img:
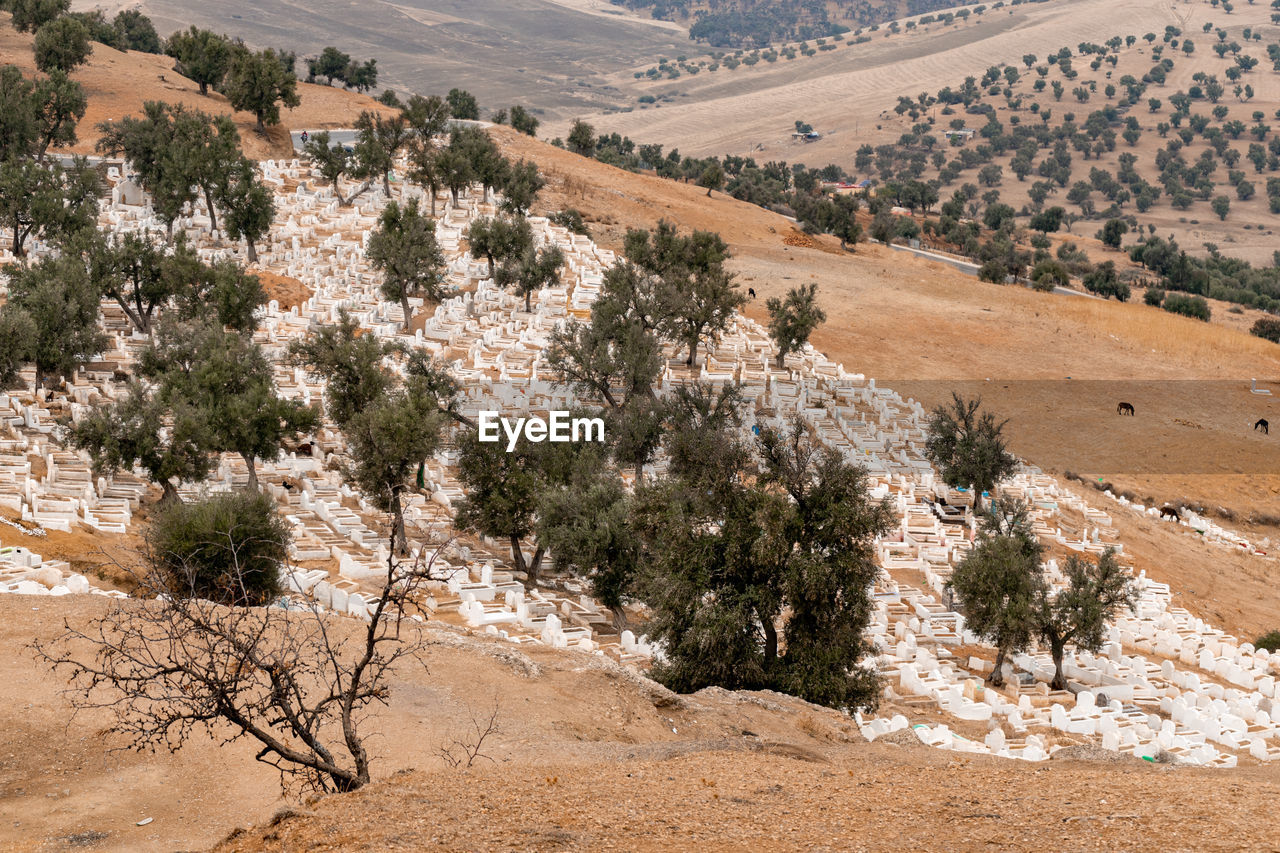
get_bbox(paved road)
[884,241,1102,299]
[289,119,492,152]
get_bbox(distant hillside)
[611,0,989,47]
[71,0,695,123]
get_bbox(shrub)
[1256,631,1280,652]
[1144,288,1166,307]
[1251,316,1280,342]
[148,490,289,606]
[550,208,590,236]
[1163,292,1211,321]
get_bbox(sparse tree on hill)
[698,161,725,196]
[466,214,532,279]
[1036,550,1137,691]
[446,87,479,120]
[638,415,893,710]
[0,252,107,387]
[567,119,596,156]
[766,282,826,368]
[499,159,544,216]
[66,378,213,504]
[303,130,353,202]
[496,242,564,313]
[36,502,450,794]
[219,157,275,264]
[454,432,556,585]
[0,155,98,256]
[165,26,232,96]
[112,9,160,53]
[141,319,318,492]
[1097,218,1128,249]
[947,498,1046,687]
[368,198,446,331]
[924,393,1017,514]
[287,309,396,427]
[33,15,91,74]
[402,93,450,140]
[308,46,352,86]
[353,110,409,197]
[342,375,447,554]
[224,46,301,131]
[7,0,68,33]
[509,104,539,136]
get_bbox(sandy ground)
[3,595,1278,853]
[0,18,395,160]
[214,748,1280,852]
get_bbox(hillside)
[73,0,694,120]
[0,16,395,160]
[5,21,1280,853]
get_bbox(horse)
[1117,401,1135,416]
[748,287,757,299]
[1160,505,1180,521]
[1255,418,1270,434]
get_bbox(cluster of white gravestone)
[1102,487,1269,556]
[1,154,1277,766]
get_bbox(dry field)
[71,0,693,118]
[569,0,1280,262]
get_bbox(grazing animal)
[1160,505,1180,521]
[1117,402,1135,416]
[748,287,756,299]
[1256,418,1269,435]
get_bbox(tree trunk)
[383,172,391,197]
[428,184,438,216]
[203,186,219,234]
[246,238,258,265]
[400,294,412,332]
[1049,639,1068,691]
[198,81,209,96]
[987,647,1007,688]
[159,479,182,506]
[240,453,259,491]
[762,618,779,662]
[686,337,699,368]
[390,491,408,556]
[972,485,984,515]
[524,290,532,313]
[775,350,785,368]
[11,226,21,258]
[510,535,545,587]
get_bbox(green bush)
[149,490,289,606]
[1256,630,1280,652]
[1162,292,1211,321]
[1144,288,1166,307]
[1250,316,1280,343]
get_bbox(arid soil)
[3,596,1278,853]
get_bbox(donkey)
[1117,401,1135,416]
[1160,505,1180,521]
[1256,418,1270,435]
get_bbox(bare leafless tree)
[438,695,502,771]
[35,521,453,795]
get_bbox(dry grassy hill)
[0,16,396,160]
